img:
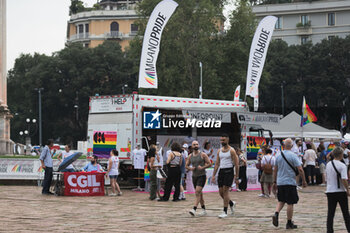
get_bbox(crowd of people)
[39,136,350,232]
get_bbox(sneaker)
[230,201,236,215]
[109,193,117,196]
[264,194,270,198]
[197,210,207,217]
[117,192,122,196]
[258,194,265,197]
[320,183,326,187]
[218,212,228,218]
[297,186,302,190]
[172,199,180,202]
[236,189,241,192]
[286,221,297,229]
[189,209,196,216]
[155,197,161,201]
[181,197,186,201]
[272,213,279,227]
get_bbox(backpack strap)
[331,161,341,189]
[281,151,298,175]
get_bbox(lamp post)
[199,62,203,99]
[122,84,128,95]
[281,82,285,116]
[34,88,44,146]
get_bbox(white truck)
[87,93,280,180]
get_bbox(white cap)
[182,144,189,148]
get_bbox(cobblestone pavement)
[0,185,349,233]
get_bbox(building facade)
[67,0,141,49]
[0,0,13,154]
[252,0,350,45]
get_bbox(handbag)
[281,151,299,176]
[157,168,167,179]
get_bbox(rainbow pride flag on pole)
[300,97,317,127]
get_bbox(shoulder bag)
[281,151,299,176]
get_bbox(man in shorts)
[272,138,307,229]
[186,141,211,217]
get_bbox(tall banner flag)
[234,85,241,102]
[138,0,179,89]
[245,16,277,99]
[341,113,347,129]
[254,91,259,111]
[301,97,317,127]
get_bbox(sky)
[6,0,235,72]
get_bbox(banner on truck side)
[245,16,277,98]
[237,112,280,125]
[90,95,133,113]
[138,0,179,89]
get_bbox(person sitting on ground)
[82,155,104,172]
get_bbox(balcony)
[105,31,124,39]
[129,31,138,36]
[296,22,312,35]
[68,33,90,41]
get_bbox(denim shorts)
[109,175,118,179]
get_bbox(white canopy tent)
[262,111,342,139]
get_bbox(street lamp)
[34,88,44,146]
[122,84,128,95]
[199,62,203,99]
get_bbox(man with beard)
[212,134,239,218]
[186,141,211,217]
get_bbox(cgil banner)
[245,16,277,98]
[138,0,179,89]
[64,172,105,196]
[233,85,240,102]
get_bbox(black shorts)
[218,168,234,188]
[192,175,207,188]
[277,185,299,205]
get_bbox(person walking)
[326,146,350,233]
[39,139,54,195]
[236,147,247,192]
[159,142,183,202]
[186,141,211,216]
[179,144,189,200]
[260,148,275,198]
[149,144,161,200]
[212,134,239,218]
[106,149,122,196]
[272,138,307,229]
[257,145,268,197]
[304,144,317,185]
[317,143,327,186]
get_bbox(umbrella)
[58,152,82,172]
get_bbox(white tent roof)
[262,111,342,139]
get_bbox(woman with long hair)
[106,149,122,196]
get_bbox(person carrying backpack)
[260,148,275,198]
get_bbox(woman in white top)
[304,144,317,185]
[106,149,122,196]
[58,145,74,172]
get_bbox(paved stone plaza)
[0,185,349,232]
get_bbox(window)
[301,15,309,26]
[131,24,138,32]
[78,24,84,34]
[83,43,89,48]
[110,22,119,36]
[275,16,282,29]
[328,13,335,26]
[85,24,89,33]
[328,35,335,40]
[301,36,309,45]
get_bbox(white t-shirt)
[304,149,317,166]
[261,154,275,166]
[343,148,350,165]
[132,148,147,169]
[61,151,74,169]
[109,156,119,176]
[326,160,348,193]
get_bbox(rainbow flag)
[341,113,347,129]
[93,131,117,159]
[144,166,150,181]
[327,143,335,153]
[301,97,317,127]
